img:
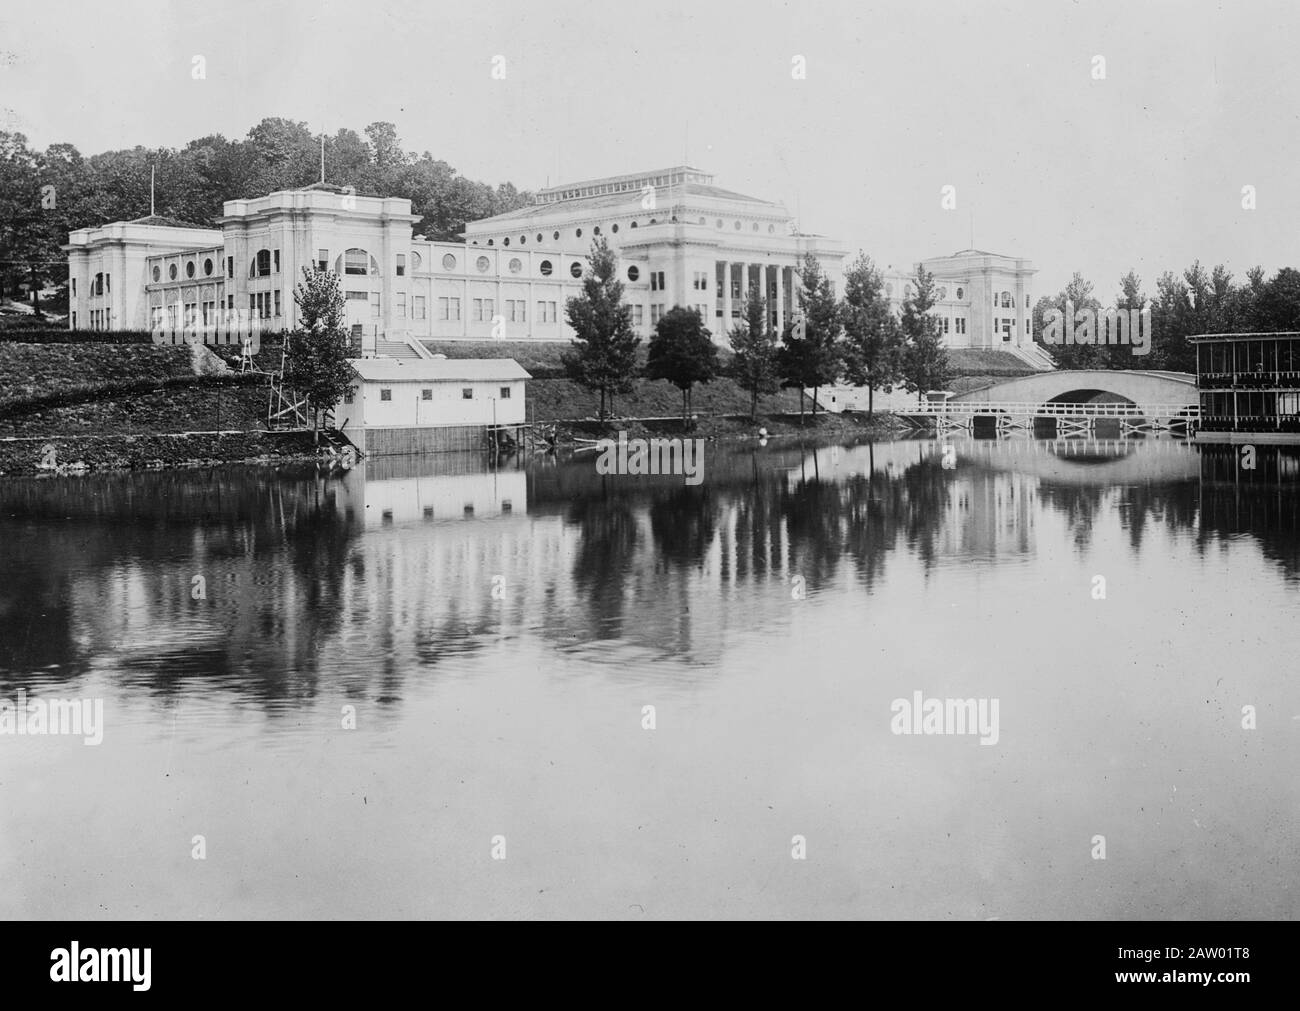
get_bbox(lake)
[2,435,1298,919]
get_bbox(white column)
[774,265,785,335]
[723,261,732,326]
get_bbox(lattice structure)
[266,333,311,430]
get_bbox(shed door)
[417,389,437,425]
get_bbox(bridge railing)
[901,401,1201,418]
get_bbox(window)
[396,254,405,277]
[1001,291,1012,308]
[106,274,110,293]
[345,249,372,275]
[956,286,964,300]
[318,249,329,272]
[693,271,708,290]
[476,256,490,273]
[273,250,280,273]
[500,386,511,399]
[651,305,663,325]
[540,260,553,276]
[650,272,658,292]
[537,233,544,242]
[657,271,665,291]
[627,266,640,282]
[380,388,392,401]
[421,388,432,401]
[256,249,271,277]
[502,237,509,246]
[633,305,644,325]
[462,388,474,399]
[414,296,426,319]
[151,267,159,283]
[955,318,967,335]
[1025,294,1030,308]
[396,292,406,318]
[168,265,177,281]
[227,256,235,279]
[509,257,522,274]
[507,299,526,323]
[536,300,556,323]
[570,261,583,279]
[442,253,457,270]
[274,291,281,316]
[71,311,77,329]
[449,297,461,320]
[473,298,495,322]
[203,258,213,277]
[734,220,742,230]
[942,317,950,334]
[344,389,354,404]
[370,293,381,318]
[553,231,560,240]
[346,290,368,301]
[575,228,582,238]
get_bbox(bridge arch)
[952,370,1197,407]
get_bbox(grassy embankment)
[0,341,313,476]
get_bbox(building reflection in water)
[1,435,1295,711]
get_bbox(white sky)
[3,0,1297,296]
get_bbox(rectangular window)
[105,274,110,293]
[414,296,426,319]
[273,250,280,273]
[500,386,511,399]
[650,273,658,292]
[396,254,405,277]
[657,271,665,291]
[421,388,432,401]
[370,293,381,318]
[71,278,76,297]
[274,291,281,317]
[450,297,460,320]
[473,298,484,322]
[249,294,255,319]
[396,293,406,318]
[227,294,234,310]
[439,297,450,320]
[462,388,473,399]
[227,256,234,279]
[344,389,354,404]
[380,388,392,401]
[71,311,77,329]
[633,305,643,325]
[318,249,328,272]
[346,249,369,275]
[346,290,368,301]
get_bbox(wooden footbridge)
[898,399,1201,436]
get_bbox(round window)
[752,223,759,232]
[734,221,742,230]
[699,216,706,225]
[716,219,723,228]
[536,233,543,243]
[203,258,213,276]
[509,258,522,274]
[553,231,560,240]
[520,235,527,245]
[956,287,964,300]
[185,261,195,278]
[593,226,601,236]
[540,260,553,276]
[937,287,947,300]
[627,266,639,282]
[502,237,510,246]
[476,256,490,273]
[487,239,494,246]
[630,221,638,229]
[570,262,583,279]
[443,253,457,270]
[152,266,161,282]
[768,224,775,234]
[612,223,619,233]
[169,264,177,280]
[575,228,582,238]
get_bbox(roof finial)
[320,134,326,184]
[150,165,155,217]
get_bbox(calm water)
[2,436,1299,920]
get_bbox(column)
[723,261,732,326]
[774,265,785,335]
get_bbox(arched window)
[93,272,104,295]
[410,251,422,272]
[337,248,378,276]
[254,249,272,277]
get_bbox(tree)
[898,264,951,401]
[560,238,640,421]
[647,306,719,427]
[284,267,354,439]
[778,253,843,422]
[840,252,903,416]
[729,293,780,418]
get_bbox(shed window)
[421,388,432,400]
[462,388,473,399]
[380,388,392,402]
[500,387,511,399]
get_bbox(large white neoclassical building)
[63,166,846,353]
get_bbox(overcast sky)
[4,0,1297,296]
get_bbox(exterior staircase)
[1009,342,1058,371]
[375,337,422,360]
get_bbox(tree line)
[560,241,952,424]
[1034,264,1300,372]
[0,120,532,309]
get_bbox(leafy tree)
[647,305,719,427]
[560,238,640,421]
[898,264,951,400]
[840,252,902,415]
[729,293,780,418]
[778,253,843,422]
[284,267,354,439]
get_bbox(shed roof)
[349,357,532,382]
